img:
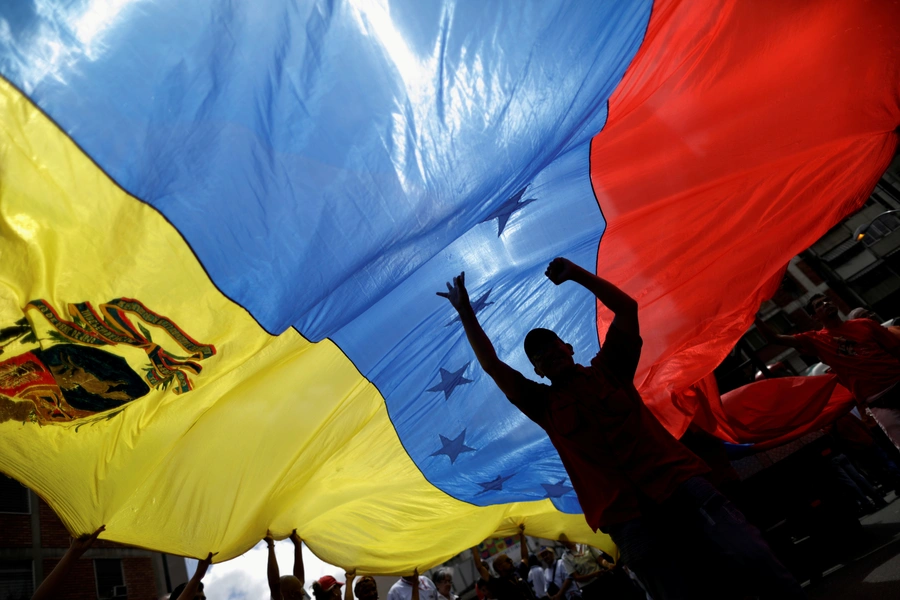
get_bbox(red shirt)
[794,319,900,401]
[505,323,709,530]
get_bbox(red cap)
[317,575,343,592]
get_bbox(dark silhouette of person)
[439,258,803,599]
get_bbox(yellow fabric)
[0,78,614,572]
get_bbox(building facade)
[0,474,186,600]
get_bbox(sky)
[185,539,346,600]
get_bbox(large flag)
[0,0,897,572]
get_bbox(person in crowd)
[387,568,438,600]
[439,259,803,599]
[846,306,900,327]
[552,537,647,600]
[432,568,457,600]
[351,574,379,600]
[525,555,547,599]
[757,294,900,450]
[171,553,214,600]
[32,526,106,600]
[470,542,535,600]
[475,578,494,600]
[265,530,310,600]
[552,536,602,600]
[313,575,344,600]
[847,307,880,322]
[537,548,566,600]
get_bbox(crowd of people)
[28,258,900,600]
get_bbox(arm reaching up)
[518,524,528,565]
[344,570,356,600]
[32,526,105,600]
[175,553,214,600]
[438,272,526,397]
[291,530,305,583]
[470,546,491,582]
[266,534,281,600]
[544,258,638,335]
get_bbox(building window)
[848,262,900,307]
[94,558,126,599]
[861,212,900,247]
[0,560,34,600]
[0,474,30,514]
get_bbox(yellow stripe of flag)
[0,77,613,572]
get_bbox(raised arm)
[32,526,105,600]
[518,524,528,564]
[411,569,420,600]
[265,534,281,600]
[754,317,804,350]
[438,273,525,397]
[290,530,305,582]
[470,546,491,581]
[545,258,638,335]
[175,553,214,600]
[344,570,356,600]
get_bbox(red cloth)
[794,319,900,401]
[505,325,709,529]
[588,0,900,438]
[689,373,855,449]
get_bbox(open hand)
[70,525,105,558]
[545,258,576,285]
[437,272,471,311]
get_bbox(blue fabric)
[0,0,652,510]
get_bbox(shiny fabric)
[690,374,856,450]
[0,0,898,570]
[588,0,900,434]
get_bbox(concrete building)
[802,158,900,317]
[0,473,186,600]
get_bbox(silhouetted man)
[440,258,802,599]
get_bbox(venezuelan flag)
[0,0,897,572]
